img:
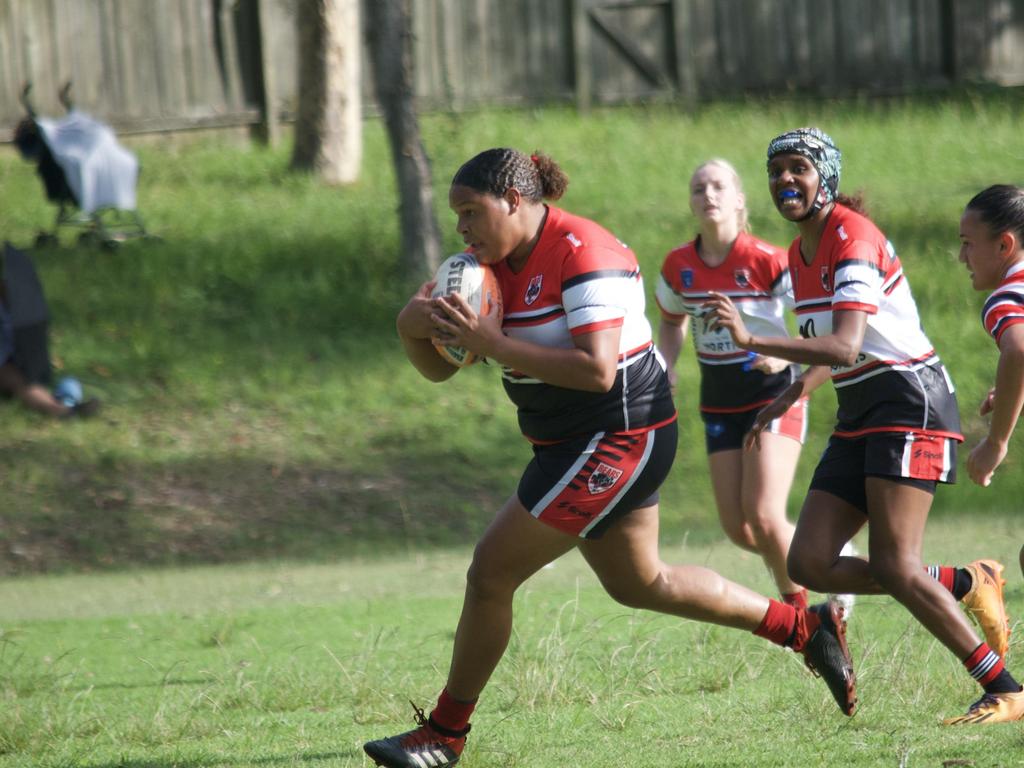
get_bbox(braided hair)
[452,148,569,202]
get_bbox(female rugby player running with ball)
[706,128,1021,724]
[363,147,856,768]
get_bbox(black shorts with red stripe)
[810,362,962,514]
[701,397,807,454]
[517,420,677,539]
[809,431,956,513]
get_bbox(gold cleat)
[943,690,1024,725]
[962,559,1011,660]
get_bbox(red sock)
[781,589,809,610]
[964,643,1005,687]
[430,687,477,732]
[926,565,956,593]
[753,599,819,652]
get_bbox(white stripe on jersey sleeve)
[983,294,1024,337]
[564,273,654,362]
[833,261,883,308]
[655,273,687,316]
[880,267,904,294]
[563,273,632,331]
[771,268,795,311]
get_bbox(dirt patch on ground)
[0,457,498,574]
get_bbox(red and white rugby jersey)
[655,233,797,412]
[493,206,676,443]
[789,204,938,388]
[790,204,961,440]
[982,261,1024,344]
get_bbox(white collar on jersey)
[1004,260,1024,281]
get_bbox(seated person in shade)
[0,281,98,418]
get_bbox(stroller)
[13,82,151,249]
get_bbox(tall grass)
[1,91,1023,573]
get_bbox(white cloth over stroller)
[35,110,139,215]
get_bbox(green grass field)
[2,522,1023,767]
[3,91,1024,764]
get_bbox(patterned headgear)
[766,127,842,217]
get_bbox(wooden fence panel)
[3,0,1024,143]
[984,0,1024,83]
[0,0,250,139]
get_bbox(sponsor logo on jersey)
[837,225,849,242]
[821,266,831,292]
[525,275,543,305]
[681,269,694,288]
[588,462,623,494]
[734,269,750,287]
[566,232,582,247]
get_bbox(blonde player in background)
[656,158,823,611]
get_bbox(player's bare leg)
[709,450,759,554]
[579,504,774,627]
[579,503,856,713]
[364,498,576,767]
[788,491,877,595]
[709,435,805,601]
[447,497,577,700]
[740,432,803,596]
[864,479,980,654]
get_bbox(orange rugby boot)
[962,559,1011,660]
[943,689,1024,725]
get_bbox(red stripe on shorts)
[768,397,808,443]
[532,431,651,537]
[900,432,953,482]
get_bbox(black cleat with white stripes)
[364,703,469,768]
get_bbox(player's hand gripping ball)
[431,253,502,367]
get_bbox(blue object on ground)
[53,376,83,407]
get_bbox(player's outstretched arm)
[704,292,867,367]
[745,365,830,450]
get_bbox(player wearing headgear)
[959,185,1024,581]
[705,128,1022,724]
[363,147,858,768]
[655,158,820,610]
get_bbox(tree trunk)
[291,0,361,185]
[366,0,442,279]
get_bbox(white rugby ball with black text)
[431,252,502,367]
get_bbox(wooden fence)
[2,0,1024,143]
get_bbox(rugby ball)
[431,252,502,367]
